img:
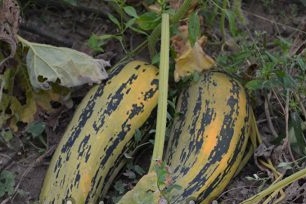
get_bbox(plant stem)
[220,0,227,43]
[149,13,169,171]
[148,0,194,58]
[241,167,306,204]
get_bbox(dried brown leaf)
[171,25,215,82]
[0,0,21,66]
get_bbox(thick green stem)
[149,13,169,171]
[148,0,193,58]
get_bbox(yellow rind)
[40,61,159,204]
[165,71,252,204]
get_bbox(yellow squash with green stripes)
[165,71,254,204]
[40,61,159,203]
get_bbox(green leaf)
[0,129,13,142]
[188,12,201,46]
[154,161,168,186]
[274,37,291,53]
[124,6,138,18]
[63,0,77,6]
[133,165,145,176]
[224,9,238,36]
[88,34,121,52]
[125,18,136,28]
[275,70,296,89]
[277,162,293,170]
[0,170,15,198]
[19,37,110,89]
[136,12,161,31]
[123,169,136,179]
[26,121,46,138]
[264,51,278,64]
[296,56,305,71]
[107,13,121,29]
[288,112,306,156]
[151,53,160,65]
[114,180,126,194]
[245,79,264,90]
[134,129,142,143]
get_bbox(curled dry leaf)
[0,0,21,66]
[1,66,65,131]
[171,25,215,82]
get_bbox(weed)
[0,170,15,199]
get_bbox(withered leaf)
[23,40,110,89]
[171,25,215,82]
[0,0,21,66]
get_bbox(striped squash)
[40,61,159,203]
[165,71,253,203]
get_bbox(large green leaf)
[188,12,201,46]
[288,112,306,156]
[0,170,15,198]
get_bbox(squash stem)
[148,0,193,58]
[149,13,169,171]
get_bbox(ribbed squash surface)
[40,61,159,203]
[165,71,252,204]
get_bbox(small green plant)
[154,160,182,202]
[88,1,161,54]
[0,170,15,199]
[63,0,77,6]
[25,121,47,152]
[0,129,13,144]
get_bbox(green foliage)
[154,161,182,202]
[188,12,201,46]
[88,34,123,52]
[0,129,13,143]
[217,33,305,93]
[133,128,143,143]
[88,1,161,54]
[136,12,161,31]
[288,112,306,156]
[26,121,46,138]
[114,180,126,195]
[200,0,246,39]
[123,6,138,18]
[0,170,15,199]
[63,0,77,6]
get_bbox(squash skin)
[40,61,159,204]
[165,71,252,204]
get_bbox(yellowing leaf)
[117,172,162,204]
[8,88,63,131]
[0,0,20,66]
[1,65,64,131]
[172,25,215,82]
[18,36,109,89]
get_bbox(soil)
[0,0,306,204]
